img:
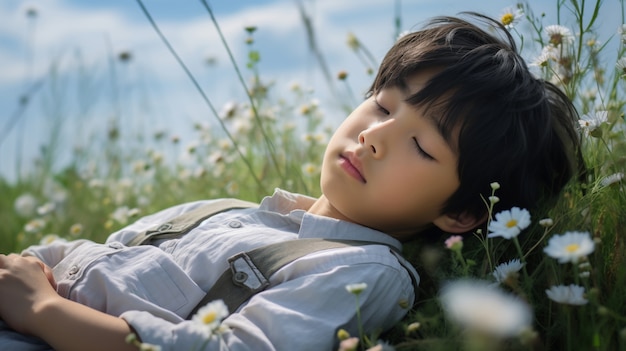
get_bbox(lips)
[339,153,366,183]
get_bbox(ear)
[432,211,487,234]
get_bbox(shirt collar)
[258,188,403,252]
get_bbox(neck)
[307,194,351,223]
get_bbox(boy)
[0,13,581,351]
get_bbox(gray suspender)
[127,198,258,246]
[128,199,419,319]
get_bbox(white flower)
[192,299,229,337]
[492,259,525,284]
[539,218,554,227]
[578,110,608,133]
[14,193,38,217]
[345,283,368,295]
[545,25,575,46]
[37,202,56,216]
[40,234,66,245]
[487,207,531,239]
[440,279,533,338]
[600,172,624,187]
[543,231,595,263]
[499,7,524,29]
[619,24,626,43]
[24,218,46,233]
[546,284,588,305]
[531,46,558,67]
[302,163,320,177]
[617,57,626,75]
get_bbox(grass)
[2,1,626,350]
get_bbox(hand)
[0,254,62,334]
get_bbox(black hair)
[368,12,583,221]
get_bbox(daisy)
[440,279,533,338]
[531,46,558,67]
[192,299,229,337]
[546,284,588,305]
[14,193,38,217]
[499,7,524,29]
[543,231,595,264]
[578,110,608,133]
[346,283,368,295]
[617,57,626,75]
[487,207,532,239]
[492,259,525,284]
[545,25,575,46]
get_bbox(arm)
[0,254,136,351]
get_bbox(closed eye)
[374,99,390,115]
[413,137,435,160]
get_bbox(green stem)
[199,0,286,185]
[134,0,268,194]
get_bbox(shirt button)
[108,242,123,249]
[68,265,80,275]
[228,220,242,228]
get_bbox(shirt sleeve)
[121,252,416,351]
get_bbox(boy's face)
[317,69,462,237]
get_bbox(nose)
[358,121,390,158]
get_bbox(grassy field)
[2,1,625,350]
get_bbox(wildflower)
[346,283,367,295]
[487,207,531,239]
[25,218,46,233]
[14,193,38,217]
[69,223,84,237]
[545,25,574,46]
[302,163,320,177]
[220,101,238,120]
[406,322,421,334]
[37,202,56,216]
[110,206,140,224]
[617,57,626,76]
[444,235,463,251]
[600,172,624,187]
[578,110,608,135]
[492,259,525,284]
[546,284,588,305]
[337,328,351,341]
[489,195,500,204]
[531,46,557,67]
[539,218,554,228]
[440,279,533,338]
[490,182,500,190]
[499,7,523,29]
[544,231,595,264]
[346,32,359,50]
[619,24,626,43]
[40,234,66,245]
[192,299,229,337]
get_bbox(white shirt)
[24,189,418,351]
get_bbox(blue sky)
[0,0,623,181]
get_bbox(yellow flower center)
[506,219,518,228]
[202,311,217,325]
[501,13,514,26]
[565,243,580,253]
